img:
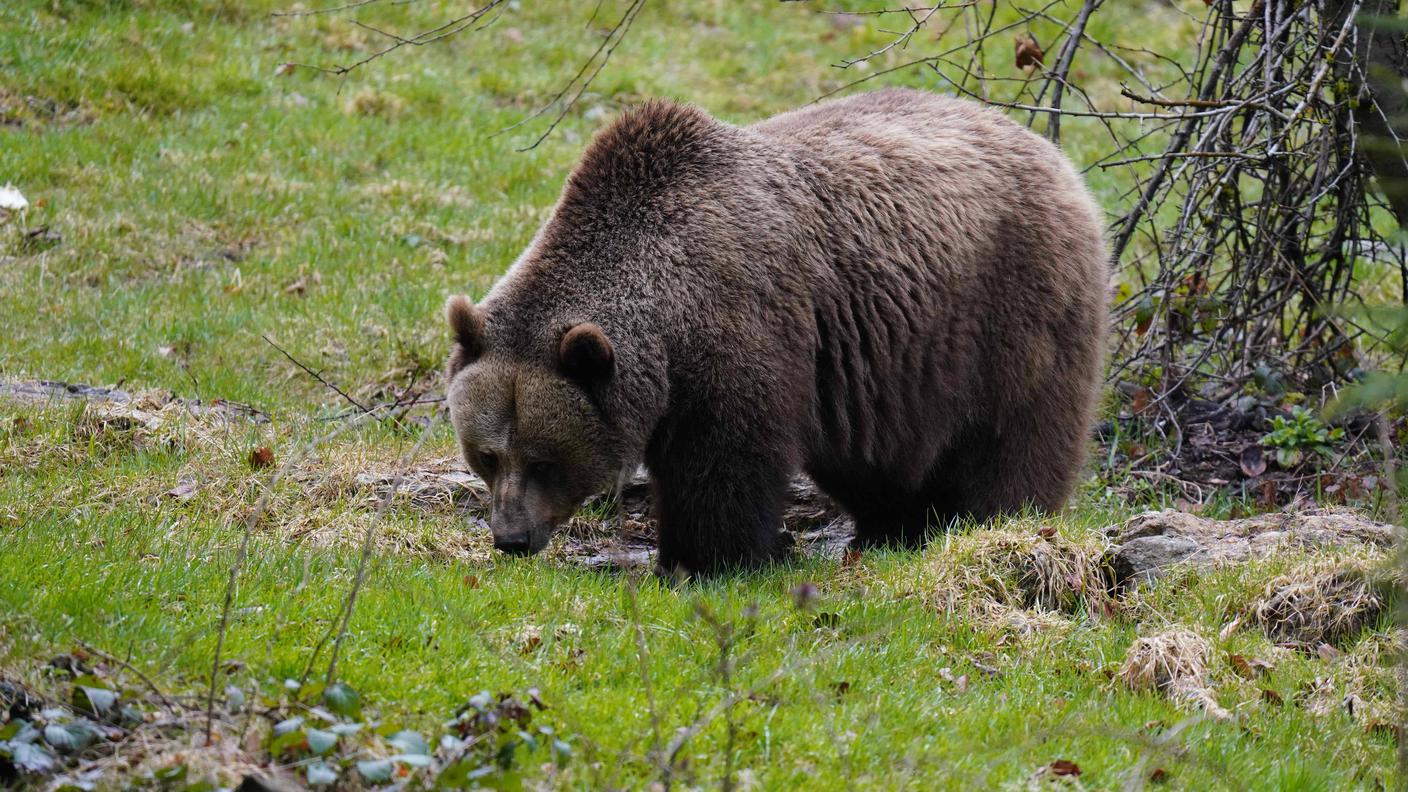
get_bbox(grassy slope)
[0,0,1398,788]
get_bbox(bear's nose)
[493,534,533,556]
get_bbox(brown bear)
[444,88,1108,574]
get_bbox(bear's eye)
[476,451,499,476]
[526,461,558,482]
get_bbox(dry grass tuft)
[343,88,405,118]
[1252,565,1388,650]
[1118,629,1230,720]
[927,526,1114,617]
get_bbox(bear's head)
[443,294,629,556]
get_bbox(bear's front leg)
[648,434,793,577]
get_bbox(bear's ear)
[445,295,485,378]
[558,323,614,383]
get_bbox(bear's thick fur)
[445,88,1108,573]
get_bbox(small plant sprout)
[1261,406,1345,468]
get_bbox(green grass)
[0,1,1401,789]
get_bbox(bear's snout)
[493,532,535,556]
[487,508,555,557]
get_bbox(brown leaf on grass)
[1316,643,1343,662]
[1131,386,1153,416]
[1239,445,1267,478]
[1150,767,1169,784]
[274,62,296,77]
[248,446,275,469]
[1048,759,1081,777]
[283,277,307,296]
[1014,33,1044,71]
[1262,688,1284,705]
[1036,524,1057,539]
[1228,653,1273,679]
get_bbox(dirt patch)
[1252,565,1389,650]
[350,461,856,568]
[1118,629,1229,719]
[1104,509,1394,586]
[0,89,94,130]
[1099,392,1389,507]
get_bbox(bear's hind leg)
[810,468,936,551]
[951,413,1086,520]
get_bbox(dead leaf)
[1015,33,1044,71]
[1316,643,1343,662]
[275,62,296,77]
[1150,767,1169,784]
[1256,479,1279,508]
[1228,653,1273,679]
[283,277,307,296]
[1131,386,1153,416]
[1048,759,1081,777]
[164,480,197,501]
[1239,445,1267,478]
[248,446,275,469]
[1036,525,1057,539]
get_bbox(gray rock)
[1105,509,1395,586]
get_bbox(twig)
[205,409,384,741]
[278,0,507,80]
[1039,0,1102,145]
[79,641,178,713]
[497,0,649,151]
[262,334,378,421]
[324,413,442,685]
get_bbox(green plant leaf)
[306,760,338,786]
[74,686,117,717]
[9,742,57,774]
[322,682,361,718]
[306,728,338,756]
[357,759,394,783]
[387,730,429,757]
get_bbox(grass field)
[0,1,1402,789]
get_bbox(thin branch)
[262,334,378,421]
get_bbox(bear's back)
[743,89,1108,478]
